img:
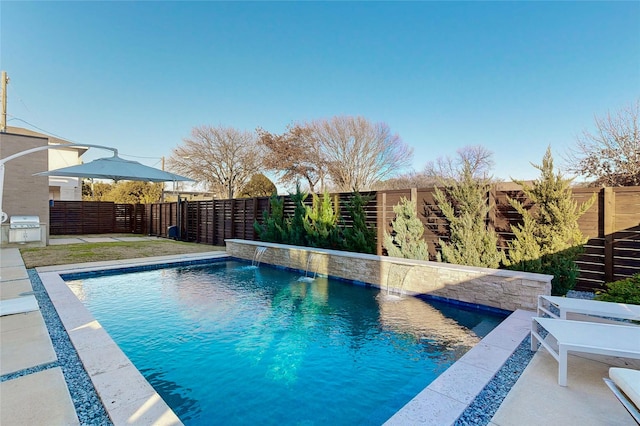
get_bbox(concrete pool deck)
[1,245,637,425]
[0,247,79,425]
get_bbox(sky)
[1,1,638,186]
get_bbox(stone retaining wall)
[225,239,552,312]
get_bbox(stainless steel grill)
[9,215,41,229]
[9,215,41,243]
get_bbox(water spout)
[304,253,318,280]
[385,264,412,296]
[252,246,267,267]
[303,253,319,280]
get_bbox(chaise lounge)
[531,317,640,386]
[604,367,640,424]
[537,295,640,322]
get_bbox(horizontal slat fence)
[610,188,640,283]
[49,201,145,235]
[50,185,640,292]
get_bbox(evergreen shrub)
[254,193,287,243]
[342,192,376,254]
[434,166,503,268]
[595,274,640,305]
[383,197,429,260]
[505,147,595,296]
[287,184,309,246]
[304,191,340,249]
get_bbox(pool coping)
[384,308,534,425]
[36,252,227,426]
[36,252,533,426]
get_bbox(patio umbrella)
[34,153,194,183]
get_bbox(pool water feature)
[385,263,413,296]
[64,260,506,425]
[251,246,267,266]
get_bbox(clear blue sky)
[1,1,638,184]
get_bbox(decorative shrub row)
[254,186,377,254]
[257,149,595,297]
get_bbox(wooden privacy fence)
[377,186,640,292]
[49,185,640,292]
[49,201,146,235]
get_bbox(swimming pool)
[64,259,506,425]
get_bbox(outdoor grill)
[9,215,41,243]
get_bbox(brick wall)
[0,133,49,246]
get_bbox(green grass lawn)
[20,238,224,268]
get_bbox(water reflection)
[235,277,331,384]
[377,295,481,359]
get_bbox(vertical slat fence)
[50,185,640,292]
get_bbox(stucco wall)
[0,132,49,246]
[225,239,552,312]
[49,148,82,201]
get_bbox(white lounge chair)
[603,367,640,424]
[531,317,640,386]
[537,294,640,322]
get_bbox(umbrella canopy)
[35,154,194,182]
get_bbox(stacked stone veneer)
[225,239,552,312]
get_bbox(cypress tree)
[287,183,309,246]
[254,193,287,243]
[506,147,595,295]
[304,190,339,248]
[433,166,503,268]
[342,192,377,254]
[383,197,429,260]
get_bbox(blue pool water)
[65,260,506,425]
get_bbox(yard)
[19,235,224,268]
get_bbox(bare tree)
[423,145,494,183]
[167,125,264,199]
[310,116,413,192]
[372,171,438,190]
[256,125,328,192]
[565,99,640,187]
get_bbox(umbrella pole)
[177,195,182,240]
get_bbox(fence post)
[603,187,615,283]
[183,199,189,241]
[241,199,246,239]
[377,191,387,256]
[230,200,235,240]
[252,197,259,240]
[241,199,245,239]
[111,203,116,233]
[146,204,150,235]
[212,199,218,245]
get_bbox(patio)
[1,244,637,425]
